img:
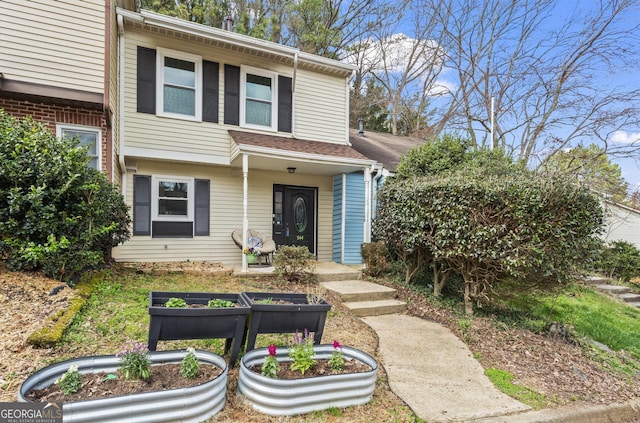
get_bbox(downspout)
[116,14,127,196]
[104,0,112,180]
[291,52,298,137]
[370,164,383,237]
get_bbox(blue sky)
[353,1,640,193]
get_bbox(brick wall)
[0,98,112,181]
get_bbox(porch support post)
[242,154,249,272]
[364,166,371,243]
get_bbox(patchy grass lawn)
[2,264,418,423]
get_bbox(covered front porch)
[229,131,376,271]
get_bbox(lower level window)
[133,174,209,238]
[153,176,193,220]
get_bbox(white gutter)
[116,14,127,197]
[369,164,384,239]
[237,144,375,167]
[345,70,354,146]
[116,8,356,75]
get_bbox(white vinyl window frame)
[56,124,101,170]
[152,175,194,221]
[240,65,278,131]
[156,48,203,121]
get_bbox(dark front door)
[273,185,317,255]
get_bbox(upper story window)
[57,124,101,169]
[241,66,277,131]
[157,48,202,120]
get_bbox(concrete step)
[595,284,631,295]
[584,276,611,285]
[314,264,362,282]
[321,280,397,302]
[627,302,640,308]
[618,293,640,303]
[343,299,407,317]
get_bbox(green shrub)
[361,241,390,277]
[592,240,640,282]
[0,110,130,280]
[273,245,316,283]
[374,170,604,314]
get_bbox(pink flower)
[333,340,342,349]
[268,344,277,357]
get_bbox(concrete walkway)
[235,262,640,422]
[363,314,529,422]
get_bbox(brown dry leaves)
[394,283,640,407]
[0,266,77,400]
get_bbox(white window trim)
[156,47,203,121]
[152,175,194,221]
[240,65,278,131]
[56,124,102,170]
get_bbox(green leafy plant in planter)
[55,364,81,395]
[261,344,280,378]
[208,299,234,308]
[288,329,316,375]
[180,348,200,379]
[116,341,152,380]
[165,297,188,308]
[328,341,345,371]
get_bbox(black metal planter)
[240,292,331,351]
[148,292,250,366]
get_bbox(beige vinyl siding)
[0,0,104,93]
[113,161,334,264]
[123,31,231,161]
[294,69,348,143]
[122,28,350,160]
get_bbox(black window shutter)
[224,64,240,125]
[194,179,210,236]
[137,47,156,114]
[202,61,219,123]
[278,75,292,133]
[133,175,151,236]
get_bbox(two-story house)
[1,1,378,268]
[112,8,377,267]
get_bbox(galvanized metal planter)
[238,344,378,416]
[148,291,250,366]
[18,350,228,423]
[241,291,331,351]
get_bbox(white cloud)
[609,130,640,144]
[343,33,443,73]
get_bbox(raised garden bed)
[19,350,228,423]
[238,344,378,415]
[240,292,331,351]
[148,291,250,366]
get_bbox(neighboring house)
[602,200,640,249]
[338,128,424,263]
[110,8,376,267]
[0,0,128,180]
